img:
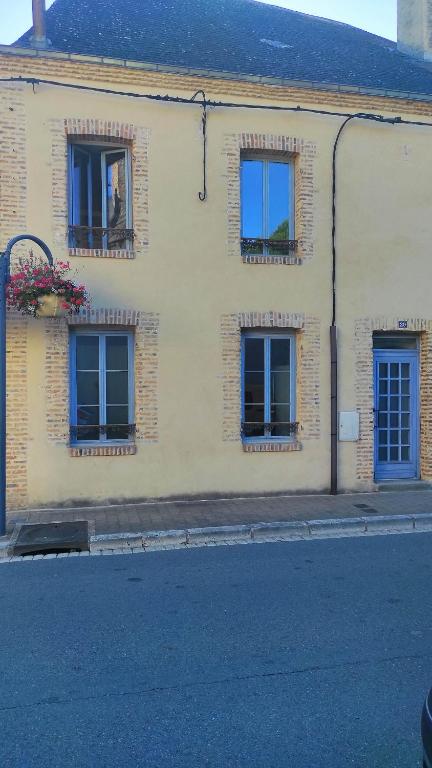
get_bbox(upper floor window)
[69,330,135,444]
[68,142,133,251]
[241,332,297,441]
[240,155,295,258]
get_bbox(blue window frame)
[240,154,295,257]
[241,332,297,441]
[69,330,135,444]
[68,142,132,251]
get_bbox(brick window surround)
[50,118,149,260]
[221,311,320,452]
[355,317,432,483]
[45,308,159,457]
[224,133,316,266]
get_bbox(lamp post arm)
[2,234,54,281]
[0,234,55,537]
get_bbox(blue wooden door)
[373,350,419,480]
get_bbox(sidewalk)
[7,489,432,537]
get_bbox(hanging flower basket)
[6,258,89,318]
[37,294,66,318]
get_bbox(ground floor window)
[241,332,297,441]
[69,330,135,443]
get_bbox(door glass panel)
[375,354,416,475]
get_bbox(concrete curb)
[89,512,432,553]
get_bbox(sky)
[0,0,397,46]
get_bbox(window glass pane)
[76,405,99,442]
[378,447,388,461]
[390,447,399,461]
[268,162,290,241]
[401,446,410,461]
[76,335,99,370]
[271,337,290,369]
[373,336,417,350]
[106,405,129,440]
[271,338,291,409]
[271,403,292,436]
[105,151,128,248]
[106,336,128,370]
[244,403,265,437]
[244,371,265,404]
[245,338,264,371]
[72,147,90,227]
[77,371,99,405]
[106,371,129,404]
[241,160,263,239]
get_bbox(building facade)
[2,0,432,510]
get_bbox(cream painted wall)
[3,55,432,507]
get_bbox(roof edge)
[1,43,432,105]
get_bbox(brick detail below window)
[224,133,316,265]
[221,311,320,444]
[243,441,302,453]
[355,317,432,482]
[45,308,160,450]
[69,444,137,457]
[50,118,149,259]
[68,247,135,260]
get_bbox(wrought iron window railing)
[241,421,299,439]
[241,238,298,257]
[68,225,134,250]
[70,423,136,442]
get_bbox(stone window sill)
[242,441,302,453]
[68,247,135,260]
[69,444,137,457]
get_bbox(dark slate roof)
[14,0,432,96]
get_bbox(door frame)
[373,347,420,481]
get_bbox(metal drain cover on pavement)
[10,521,90,556]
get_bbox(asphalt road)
[1,534,431,767]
